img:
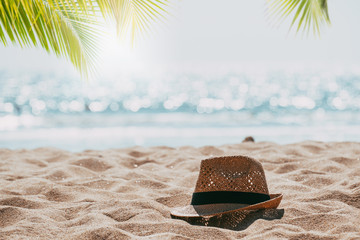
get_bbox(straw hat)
[170,155,282,224]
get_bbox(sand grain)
[0,141,359,239]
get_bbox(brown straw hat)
[170,155,282,222]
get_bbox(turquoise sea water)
[1,68,360,151]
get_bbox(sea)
[1,66,360,151]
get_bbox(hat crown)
[194,156,269,194]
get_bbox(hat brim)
[170,193,282,218]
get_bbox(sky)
[0,0,359,79]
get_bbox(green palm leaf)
[0,0,168,78]
[267,0,331,36]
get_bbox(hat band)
[191,191,270,205]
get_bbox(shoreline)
[1,124,360,151]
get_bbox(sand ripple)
[0,141,359,239]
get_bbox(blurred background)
[0,0,360,151]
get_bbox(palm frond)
[102,0,168,42]
[0,0,169,78]
[267,0,331,36]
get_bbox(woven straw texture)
[170,155,283,227]
[194,156,269,194]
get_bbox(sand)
[0,141,359,239]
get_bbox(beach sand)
[0,141,359,239]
